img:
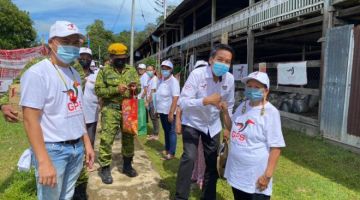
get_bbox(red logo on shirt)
[232,119,255,142]
[68,101,82,112]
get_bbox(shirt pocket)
[197,82,207,98]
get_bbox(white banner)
[233,64,248,81]
[0,79,13,92]
[277,61,308,85]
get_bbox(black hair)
[209,44,235,61]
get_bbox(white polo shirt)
[155,75,180,115]
[224,101,286,196]
[20,59,86,142]
[138,73,149,99]
[83,69,100,124]
[179,66,235,138]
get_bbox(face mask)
[244,87,264,101]
[161,70,171,78]
[113,58,126,68]
[56,45,80,64]
[79,60,91,68]
[146,71,154,77]
[212,62,230,77]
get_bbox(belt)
[56,138,81,145]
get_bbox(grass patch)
[138,127,360,200]
[0,116,36,199]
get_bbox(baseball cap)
[137,63,146,69]
[241,71,270,88]
[161,60,173,69]
[49,21,85,40]
[194,60,208,68]
[79,47,92,56]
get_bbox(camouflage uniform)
[95,64,139,167]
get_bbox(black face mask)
[113,58,126,68]
[79,60,92,68]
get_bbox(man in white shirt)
[20,21,95,200]
[175,44,235,200]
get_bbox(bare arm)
[257,147,282,191]
[23,106,57,187]
[82,132,95,169]
[168,96,179,123]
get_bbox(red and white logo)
[67,24,76,31]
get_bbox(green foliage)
[86,20,115,63]
[141,57,157,67]
[0,0,37,49]
[138,127,360,200]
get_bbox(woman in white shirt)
[221,71,286,200]
[145,65,160,140]
[156,60,180,160]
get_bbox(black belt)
[56,138,81,145]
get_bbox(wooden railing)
[171,0,324,50]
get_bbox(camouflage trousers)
[98,106,134,167]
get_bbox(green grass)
[0,115,36,200]
[138,127,360,200]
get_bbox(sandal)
[161,154,175,160]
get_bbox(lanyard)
[51,62,80,103]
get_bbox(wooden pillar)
[193,12,196,33]
[180,21,184,40]
[211,0,216,24]
[211,0,216,48]
[319,0,333,128]
[247,29,254,73]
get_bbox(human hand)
[219,101,228,111]
[118,84,128,94]
[85,144,95,170]
[168,114,174,123]
[38,160,57,187]
[256,175,271,191]
[203,93,221,106]
[1,105,19,122]
[223,129,230,141]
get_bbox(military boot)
[122,156,138,177]
[99,165,113,184]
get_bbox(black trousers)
[232,187,271,200]
[175,125,220,200]
[86,121,98,148]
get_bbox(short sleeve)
[20,71,46,109]
[265,109,286,148]
[171,78,180,97]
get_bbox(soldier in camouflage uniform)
[95,43,140,184]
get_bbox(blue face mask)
[56,45,80,64]
[212,62,230,77]
[146,71,154,78]
[244,87,264,101]
[161,70,171,78]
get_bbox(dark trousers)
[159,114,177,155]
[86,121,98,148]
[232,187,271,200]
[175,125,220,200]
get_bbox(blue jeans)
[33,141,84,200]
[159,113,177,155]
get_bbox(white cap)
[79,47,92,55]
[194,60,208,68]
[241,71,270,88]
[161,60,173,69]
[49,21,85,40]
[137,63,146,69]
[90,60,96,66]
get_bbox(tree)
[86,20,115,62]
[0,0,37,49]
[156,5,177,25]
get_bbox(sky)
[12,0,182,41]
